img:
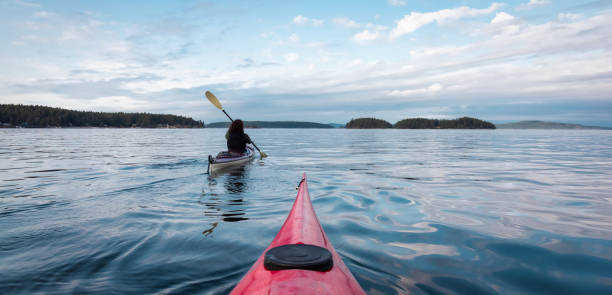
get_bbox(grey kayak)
[207,144,255,174]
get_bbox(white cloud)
[263,12,612,105]
[558,13,582,21]
[120,71,224,94]
[390,3,504,39]
[529,0,551,5]
[86,96,149,111]
[333,17,361,29]
[58,29,80,41]
[517,0,551,11]
[353,30,383,44]
[334,18,388,32]
[293,15,309,25]
[491,12,516,24]
[388,0,406,7]
[366,23,389,31]
[0,92,153,113]
[283,53,299,62]
[386,83,444,97]
[107,41,130,53]
[305,42,325,48]
[53,19,104,42]
[14,0,40,8]
[293,15,323,26]
[488,12,521,35]
[311,19,324,26]
[288,33,299,42]
[79,60,128,73]
[34,11,55,18]
[3,3,612,124]
[429,83,443,92]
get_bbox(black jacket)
[226,131,252,153]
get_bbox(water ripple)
[1,129,611,294]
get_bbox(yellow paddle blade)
[205,91,223,110]
[259,151,268,159]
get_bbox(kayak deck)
[230,174,365,294]
[207,144,255,174]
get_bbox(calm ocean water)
[1,128,611,294]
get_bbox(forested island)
[346,117,495,129]
[206,121,333,128]
[395,117,495,129]
[0,104,204,128]
[345,118,393,129]
[496,120,611,130]
[8,104,603,130]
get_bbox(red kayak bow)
[230,174,365,294]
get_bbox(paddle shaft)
[222,110,233,121]
[223,110,264,154]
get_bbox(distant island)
[345,118,392,129]
[345,117,495,129]
[206,121,334,128]
[5,104,606,130]
[496,120,611,130]
[395,117,495,129]
[0,104,204,128]
[327,123,345,128]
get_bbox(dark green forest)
[0,104,204,128]
[345,117,495,129]
[206,121,333,128]
[345,118,393,129]
[394,117,495,129]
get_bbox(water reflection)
[3,129,612,295]
[202,222,218,237]
[200,167,250,236]
[224,167,247,194]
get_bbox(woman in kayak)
[225,119,252,155]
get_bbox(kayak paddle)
[205,91,268,158]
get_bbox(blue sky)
[1,0,611,126]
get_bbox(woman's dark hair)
[228,119,245,134]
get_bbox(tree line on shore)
[206,121,333,128]
[1,104,495,129]
[0,104,204,128]
[345,117,496,129]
